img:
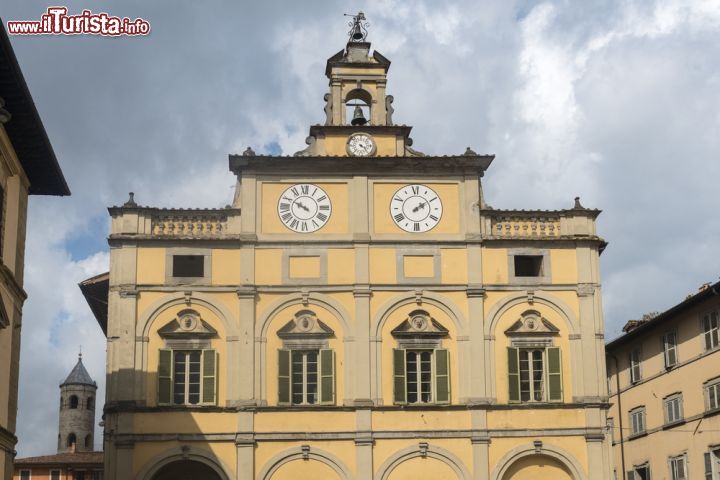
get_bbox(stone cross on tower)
[58,353,97,453]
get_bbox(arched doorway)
[501,454,574,480]
[151,460,223,480]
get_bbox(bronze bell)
[351,26,364,41]
[351,105,367,125]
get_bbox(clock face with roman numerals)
[277,183,332,233]
[390,184,443,233]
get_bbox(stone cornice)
[229,153,494,176]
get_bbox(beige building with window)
[606,280,720,480]
[0,23,70,479]
[87,14,612,480]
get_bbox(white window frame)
[290,349,319,405]
[630,464,651,480]
[663,330,678,368]
[630,407,646,436]
[707,447,720,480]
[172,350,202,405]
[405,349,434,404]
[664,394,684,425]
[706,379,720,412]
[630,347,642,384]
[704,311,720,351]
[669,454,688,480]
[519,348,546,402]
[50,470,61,480]
[19,470,31,480]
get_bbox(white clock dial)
[277,183,332,233]
[347,133,376,157]
[390,184,443,233]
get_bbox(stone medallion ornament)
[277,183,332,233]
[390,184,443,232]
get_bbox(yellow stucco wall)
[137,248,165,284]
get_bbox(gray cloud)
[4,0,719,455]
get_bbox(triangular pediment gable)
[158,309,217,339]
[505,310,560,336]
[277,310,334,340]
[391,309,449,338]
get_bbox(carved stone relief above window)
[391,309,449,349]
[277,309,334,349]
[505,309,559,348]
[158,309,217,349]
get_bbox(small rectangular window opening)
[514,255,543,277]
[172,255,204,277]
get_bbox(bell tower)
[58,353,97,453]
[293,11,422,158]
[324,12,392,127]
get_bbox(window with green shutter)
[158,349,173,405]
[393,348,450,405]
[202,349,217,404]
[508,347,520,402]
[279,348,336,406]
[157,348,218,406]
[547,347,562,401]
[278,349,291,406]
[434,349,450,404]
[319,349,335,404]
[393,348,407,404]
[507,346,562,403]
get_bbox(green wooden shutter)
[202,349,217,405]
[278,349,291,406]
[434,349,450,404]
[319,349,335,404]
[705,452,712,480]
[547,347,563,402]
[393,349,406,404]
[158,349,172,405]
[507,347,520,403]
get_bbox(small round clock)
[277,183,332,233]
[347,132,376,157]
[390,184,443,233]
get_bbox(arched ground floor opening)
[501,454,574,480]
[150,459,224,480]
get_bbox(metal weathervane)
[345,11,369,42]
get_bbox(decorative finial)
[345,11,369,42]
[79,346,82,361]
[123,192,137,208]
[573,196,585,209]
[463,147,478,156]
[242,146,256,156]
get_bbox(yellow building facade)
[0,24,70,479]
[99,16,611,480]
[606,280,720,480]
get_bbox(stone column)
[585,434,610,480]
[236,411,255,479]
[471,410,490,480]
[355,409,373,480]
[236,286,256,404]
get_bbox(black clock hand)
[294,201,310,212]
[412,202,427,213]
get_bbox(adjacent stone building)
[86,14,612,480]
[58,354,97,454]
[13,355,102,480]
[606,280,720,480]
[0,22,70,479]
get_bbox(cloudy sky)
[5,0,720,456]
